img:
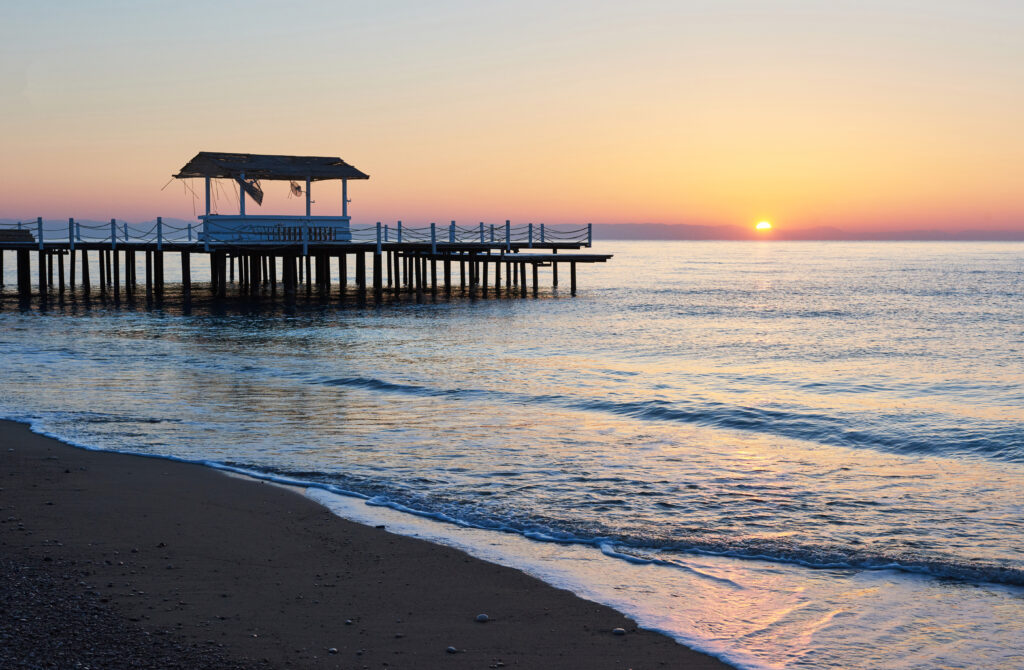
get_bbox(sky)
[1,0,1022,233]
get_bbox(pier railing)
[0,218,593,251]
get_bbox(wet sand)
[0,420,731,669]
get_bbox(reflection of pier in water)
[0,152,612,305]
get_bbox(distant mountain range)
[3,219,1022,242]
[591,223,1024,241]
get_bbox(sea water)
[1,241,1021,669]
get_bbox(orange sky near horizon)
[1,1,1022,232]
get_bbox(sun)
[755,221,773,231]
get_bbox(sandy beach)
[0,420,730,669]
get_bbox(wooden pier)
[0,220,611,305]
[0,153,612,305]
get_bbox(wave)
[6,414,1024,591]
[313,375,1024,462]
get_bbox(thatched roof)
[174,151,369,181]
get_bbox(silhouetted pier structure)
[0,152,611,306]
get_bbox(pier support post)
[304,254,312,297]
[128,250,135,293]
[494,258,501,294]
[570,262,577,296]
[181,251,191,304]
[339,254,347,293]
[283,254,296,298]
[81,249,90,293]
[373,250,383,302]
[112,250,120,302]
[355,252,366,299]
[552,249,558,287]
[250,254,260,296]
[217,252,228,298]
[38,250,48,300]
[98,249,106,296]
[17,250,31,299]
[269,255,277,291]
[430,257,437,294]
[443,255,451,292]
[481,258,488,297]
[154,250,164,297]
[532,263,538,296]
[520,263,527,298]
[393,253,401,296]
[145,250,153,302]
[57,251,65,295]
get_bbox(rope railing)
[0,219,594,248]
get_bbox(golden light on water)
[756,221,773,231]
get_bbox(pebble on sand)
[328,647,338,654]
[612,627,627,636]
[476,613,489,623]
[446,646,459,654]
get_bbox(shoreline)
[0,419,731,669]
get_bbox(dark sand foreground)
[0,420,731,669]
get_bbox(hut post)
[339,254,347,291]
[239,171,246,216]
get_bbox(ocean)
[1,240,1022,669]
